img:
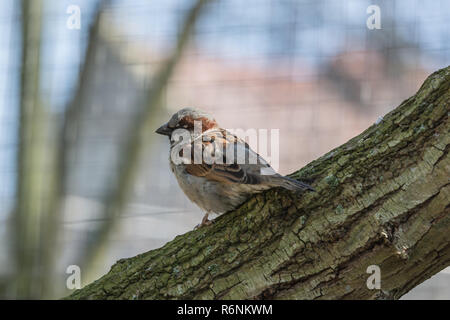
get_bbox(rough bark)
[68,66,450,300]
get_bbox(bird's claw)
[194,215,214,229]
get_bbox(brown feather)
[178,115,218,132]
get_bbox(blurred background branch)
[7,0,212,297]
[14,0,48,298]
[52,0,111,290]
[76,0,213,285]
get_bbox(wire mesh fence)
[0,0,449,298]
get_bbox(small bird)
[156,107,314,227]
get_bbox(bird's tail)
[270,175,315,192]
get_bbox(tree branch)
[68,66,450,300]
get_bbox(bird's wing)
[184,128,277,185]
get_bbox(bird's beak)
[155,123,172,136]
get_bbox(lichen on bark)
[68,66,450,300]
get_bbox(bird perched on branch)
[156,107,314,227]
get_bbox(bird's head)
[155,107,218,138]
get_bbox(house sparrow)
[156,107,314,227]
